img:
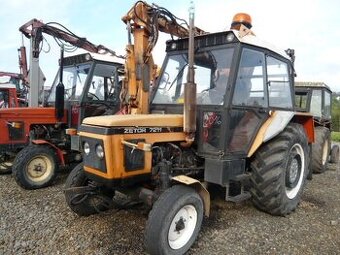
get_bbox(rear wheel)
[64,163,114,216]
[330,145,339,164]
[311,126,330,173]
[0,153,13,174]
[12,145,58,189]
[145,185,203,255]
[250,123,309,216]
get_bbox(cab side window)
[232,48,267,107]
[267,56,293,109]
[310,89,322,117]
[324,91,331,118]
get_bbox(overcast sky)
[0,0,339,92]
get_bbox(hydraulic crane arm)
[18,45,29,86]
[19,18,118,58]
[19,18,123,107]
[121,1,205,114]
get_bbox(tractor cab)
[0,84,19,108]
[46,52,124,128]
[151,30,295,159]
[295,82,332,126]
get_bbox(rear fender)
[31,139,65,166]
[291,113,315,144]
[248,111,314,157]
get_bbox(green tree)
[332,93,340,131]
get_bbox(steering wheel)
[87,92,100,100]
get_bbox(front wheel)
[144,185,203,255]
[12,145,58,189]
[64,163,114,216]
[250,123,309,216]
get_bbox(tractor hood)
[82,114,184,127]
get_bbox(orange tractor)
[64,2,315,254]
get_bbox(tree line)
[332,94,340,132]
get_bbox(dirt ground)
[0,161,339,255]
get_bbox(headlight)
[226,33,235,42]
[83,142,90,155]
[95,144,104,159]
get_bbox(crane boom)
[121,1,205,114]
[19,18,122,107]
[19,19,117,57]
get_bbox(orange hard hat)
[230,13,252,30]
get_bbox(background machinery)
[64,2,315,254]
[0,45,30,107]
[0,80,20,109]
[295,81,339,172]
[0,19,124,188]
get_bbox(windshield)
[85,63,121,103]
[152,47,235,105]
[47,63,91,102]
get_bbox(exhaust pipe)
[183,1,196,145]
[55,45,65,120]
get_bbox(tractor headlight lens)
[95,144,104,159]
[83,142,90,155]
[226,33,235,42]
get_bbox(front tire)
[311,126,330,173]
[145,185,203,255]
[64,163,114,216]
[12,145,58,189]
[250,123,309,216]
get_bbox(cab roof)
[295,81,332,92]
[166,28,290,61]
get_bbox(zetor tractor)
[64,4,314,255]
[0,53,123,188]
[295,81,339,172]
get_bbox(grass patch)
[331,132,340,142]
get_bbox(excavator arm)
[19,18,123,107]
[121,1,205,114]
[19,19,118,57]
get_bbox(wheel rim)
[322,140,329,165]
[286,143,305,199]
[168,204,197,250]
[26,155,53,182]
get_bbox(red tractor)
[0,71,28,108]
[0,52,124,186]
[0,83,19,109]
[0,73,27,174]
[0,18,125,188]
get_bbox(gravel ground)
[1,157,339,254]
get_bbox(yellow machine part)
[79,130,186,180]
[80,114,185,179]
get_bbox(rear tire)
[311,126,330,173]
[64,163,114,216]
[145,185,203,255]
[12,145,58,189]
[330,145,339,164]
[249,123,309,216]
